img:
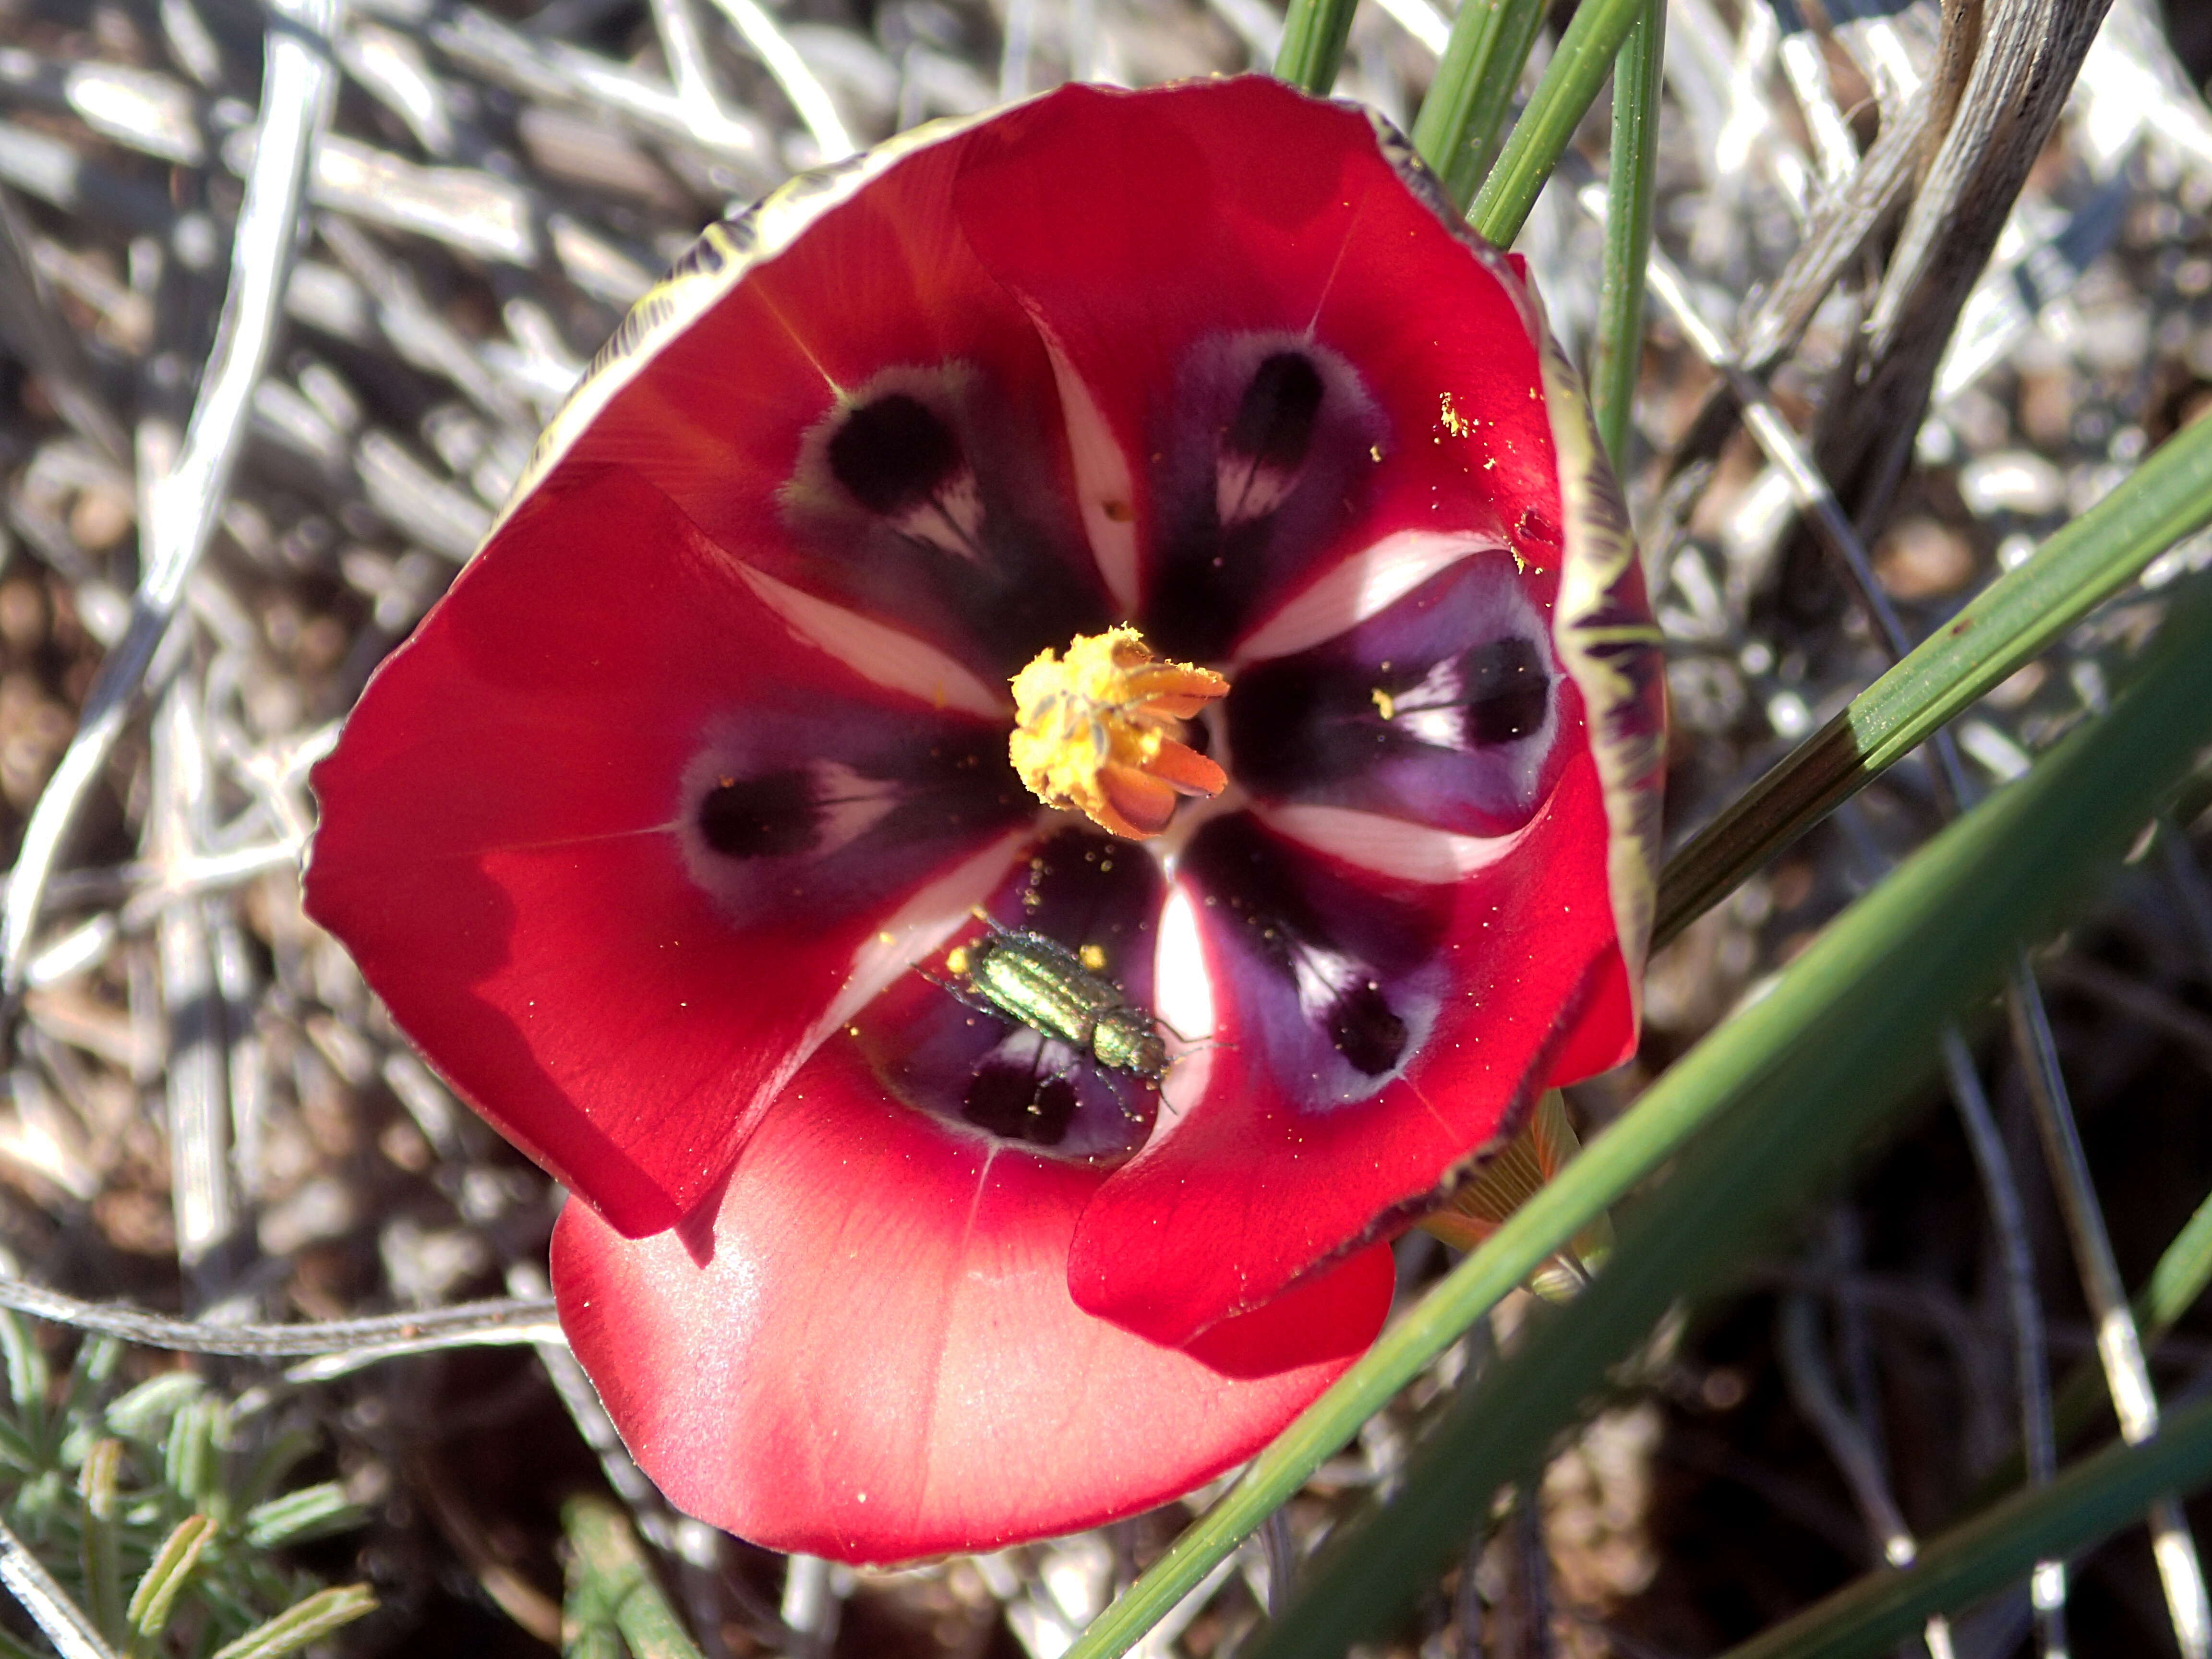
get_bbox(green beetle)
[942,927,1170,1085]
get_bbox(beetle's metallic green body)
[953,930,1170,1084]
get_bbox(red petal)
[1070,745,1630,1348]
[530,127,1110,683]
[950,78,1561,656]
[307,469,1027,1235]
[552,1040,1392,1561]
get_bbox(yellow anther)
[1009,626,1228,841]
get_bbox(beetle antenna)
[1158,1016,1235,1054]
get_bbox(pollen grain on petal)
[1008,626,1228,841]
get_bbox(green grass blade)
[1656,413,2212,949]
[1067,544,2212,1659]
[1408,0,1548,212]
[2048,1175,2212,1457]
[1231,584,2212,1659]
[2141,1181,2212,1336]
[1273,0,1360,95]
[1590,0,1663,474]
[1467,0,1643,246]
[1718,1393,2212,1659]
[1970,1178,2212,1507]
[1062,966,1835,1654]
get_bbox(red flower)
[304,76,1664,1562]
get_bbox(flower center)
[1008,626,1228,841]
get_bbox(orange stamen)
[1008,626,1228,841]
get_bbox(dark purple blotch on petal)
[681,713,1026,925]
[1227,555,1562,836]
[784,366,1115,678]
[1146,337,1386,661]
[1181,813,1449,1108]
[1218,352,1325,522]
[859,828,1168,1163]
[827,394,970,527]
[697,770,819,859]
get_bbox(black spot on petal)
[1330,982,1407,1075]
[1459,637,1551,745]
[828,394,962,517]
[1226,352,1325,473]
[699,770,817,859]
[962,1061,1080,1145]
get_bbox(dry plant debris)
[0,0,2204,1649]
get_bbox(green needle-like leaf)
[103,1374,201,1447]
[1656,413,2212,948]
[1273,0,1360,95]
[1408,0,1548,211]
[161,1397,225,1521]
[1717,1392,2212,1659]
[1590,0,1663,474]
[1467,0,1644,246]
[77,1437,122,1643]
[562,1496,704,1659]
[208,1587,376,1659]
[0,1312,49,1459]
[1071,582,2212,1659]
[0,1411,40,1474]
[243,1482,365,1549]
[1235,589,2212,1659]
[125,1514,216,1659]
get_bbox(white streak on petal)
[1038,328,1142,615]
[1149,881,1217,1131]
[891,469,988,564]
[809,761,901,852]
[1217,458,1298,527]
[809,828,1030,1045]
[1230,529,1508,667]
[1289,942,1359,1021]
[1398,656,1463,709]
[1253,801,1544,885]
[1395,707,1468,750]
[735,564,1007,720]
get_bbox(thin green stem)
[1408,0,1548,212]
[1717,1393,2212,1659]
[562,1496,704,1659]
[77,1438,121,1644]
[1655,413,2212,949]
[1970,1180,2212,1507]
[1467,0,1644,246]
[1071,581,2212,1659]
[2055,1180,2212,1438]
[1238,584,2212,1659]
[1590,0,1663,474]
[1273,0,1361,95]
